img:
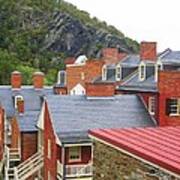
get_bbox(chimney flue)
[33,72,44,89]
[11,71,22,89]
[140,41,157,61]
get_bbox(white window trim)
[57,70,66,85]
[14,95,24,109]
[68,146,81,163]
[155,61,163,82]
[116,64,122,81]
[102,65,107,81]
[148,97,155,115]
[139,62,146,81]
[169,98,180,116]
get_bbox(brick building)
[89,127,180,180]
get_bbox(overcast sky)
[65,0,180,52]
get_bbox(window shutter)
[166,99,171,115]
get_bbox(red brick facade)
[66,60,104,93]
[86,83,115,97]
[0,107,4,160]
[21,132,38,161]
[44,102,57,180]
[11,71,22,89]
[158,71,180,126]
[11,118,20,149]
[140,42,157,61]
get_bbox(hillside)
[0,0,139,85]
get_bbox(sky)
[65,0,180,52]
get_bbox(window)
[166,98,180,116]
[69,146,81,162]
[139,63,146,81]
[14,95,24,109]
[47,139,51,159]
[155,62,163,82]
[102,65,107,81]
[81,72,85,80]
[57,71,66,85]
[148,97,155,115]
[116,65,121,81]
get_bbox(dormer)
[139,62,146,81]
[14,95,24,114]
[57,70,66,85]
[116,64,122,81]
[155,60,163,82]
[102,65,107,81]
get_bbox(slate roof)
[159,48,180,64]
[121,55,141,67]
[46,95,155,144]
[89,126,180,175]
[0,86,53,132]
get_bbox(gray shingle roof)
[0,86,54,132]
[46,95,155,144]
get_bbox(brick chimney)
[140,42,157,61]
[33,72,44,89]
[11,71,22,89]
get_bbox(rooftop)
[46,95,155,144]
[89,126,180,176]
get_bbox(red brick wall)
[66,60,104,94]
[11,71,22,89]
[65,146,91,165]
[140,42,157,61]
[0,107,4,160]
[158,71,180,126]
[102,48,126,65]
[44,102,57,180]
[11,118,20,149]
[54,87,67,95]
[86,83,115,97]
[21,132,38,161]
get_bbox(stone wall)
[93,141,179,180]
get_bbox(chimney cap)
[12,71,21,75]
[33,71,44,76]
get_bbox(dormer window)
[14,95,24,114]
[57,71,66,85]
[102,65,107,81]
[139,63,146,81]
[155,61,163,82]
[116,64,121,81]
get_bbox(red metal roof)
[89,126,180,175]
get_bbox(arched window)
[116,64,121,81]
[57,71,66,85]
[102,65,107,81]
[139,63,146,81]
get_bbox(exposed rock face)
[44,12,137,57]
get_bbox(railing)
[66,163,93,177]
[57,160,63,177]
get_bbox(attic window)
[14,95,24,109]
[102,65,107,81]
[139,63,146,81]
[166,98,180,116]
[116,65,121,81]
[57,71,66,85]
[155,62,163,82]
